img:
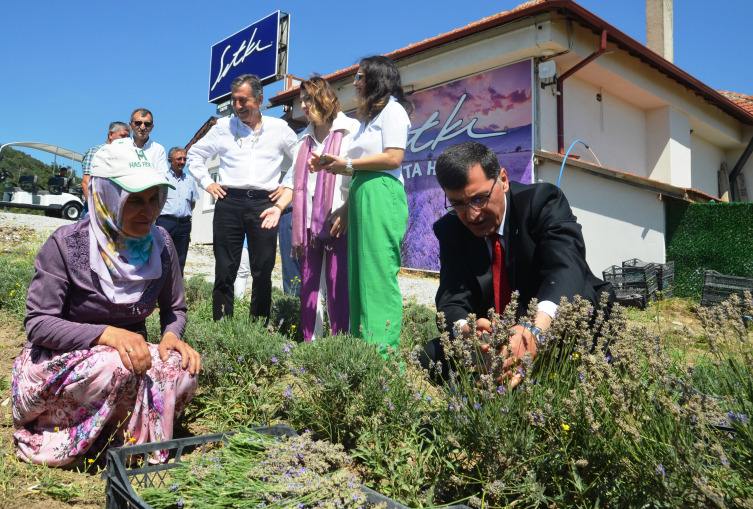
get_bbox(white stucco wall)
[646,106,691,188]
[189,153,219,244]
[536,160,666,275]
[690,133,725,197]
[539,74,649,177]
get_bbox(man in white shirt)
[129,108,169,176]
[187,74,297,322]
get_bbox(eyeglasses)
[445,178,498,215]
[172,157,187,162]
[132,121,153,127]
[354,72,365,84]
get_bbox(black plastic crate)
[614,288,656,309]
[655,261,674,280]
[103,424,462,509]
[701,270,753,307]
[603,265,658,296]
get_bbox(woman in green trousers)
[314,55,412,353]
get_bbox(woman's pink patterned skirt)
[11,344,197,467]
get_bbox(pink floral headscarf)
[88,177,168,304]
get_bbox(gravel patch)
[0,211,440,308]
[0,212,71,237]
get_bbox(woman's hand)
[159,332,202,376]
[329,204,349,237]
[268,186,284,201]
[260,206,282,229]
[95,326,152,376]
[310,152,348,175]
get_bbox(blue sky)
[1,0,750,173]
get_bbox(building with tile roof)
[262,0,753,274]
[188,0,753,275]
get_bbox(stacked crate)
[654,261,675,299]
[700,270,753,307]
[603,259,658,309]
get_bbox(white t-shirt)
[346,97,411,184]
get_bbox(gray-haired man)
[156,147,200,275]
[81,122,131,198]
[187,74,297,322]
[80,121,131,218]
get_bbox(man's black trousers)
[212,190,278,322]
[155,216,192,276]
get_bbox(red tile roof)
[270,0,753,126]
[718,91,753,115]
[185,117,219,153]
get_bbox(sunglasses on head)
[132,121,153,127]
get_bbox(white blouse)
[346,97,411,184]
[281,112,361,228]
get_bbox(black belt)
[225,188,271,199]
[159,214,192,223]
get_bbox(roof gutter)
[557,29,607,154]
[729,135,753,201]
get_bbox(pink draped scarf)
[291,130,344,258]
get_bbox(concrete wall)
[539,74,649,177]
[537,160,666,275]
[189,153,219,244]
[646,106,691,188]
[690,133,725,197]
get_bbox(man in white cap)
[187,74,297,323]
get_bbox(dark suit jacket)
[434,181,614,332]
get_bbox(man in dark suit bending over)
[421,142,614,385]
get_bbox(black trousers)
[155,216,192,276]
[212,191,278,322]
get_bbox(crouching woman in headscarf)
[11,139,200,467]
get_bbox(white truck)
[0,142,85,221]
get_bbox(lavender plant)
[140,429,366,509]
[285,333,430,450]
[696,292,753,502]
[415,293,743,508]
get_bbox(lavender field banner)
[400,59,534,271]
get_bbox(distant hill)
[0,146,68,187]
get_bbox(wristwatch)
[519,322,543,342]
[344,158,355,175]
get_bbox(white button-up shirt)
[187,115,297,192]
[281,112,361,228]
[136,138,169,177]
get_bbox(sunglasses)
[132,121,153,127]
[172,157,187,162]
[354,73,365,84]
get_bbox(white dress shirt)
[281,112,361,228]
[346,97,411,184]
[136,139,169,177]
[453,193,558,335]
[187,115,297,192]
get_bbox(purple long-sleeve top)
[24,218,187,351]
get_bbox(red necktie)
[489,232,511,314]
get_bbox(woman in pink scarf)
[262,76,360,340]
[11,139,200,467]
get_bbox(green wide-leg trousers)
[348,172,408,354]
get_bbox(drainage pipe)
[557,29,608,154]
[728,134,753,201]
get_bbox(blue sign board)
[208,11,281,103]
